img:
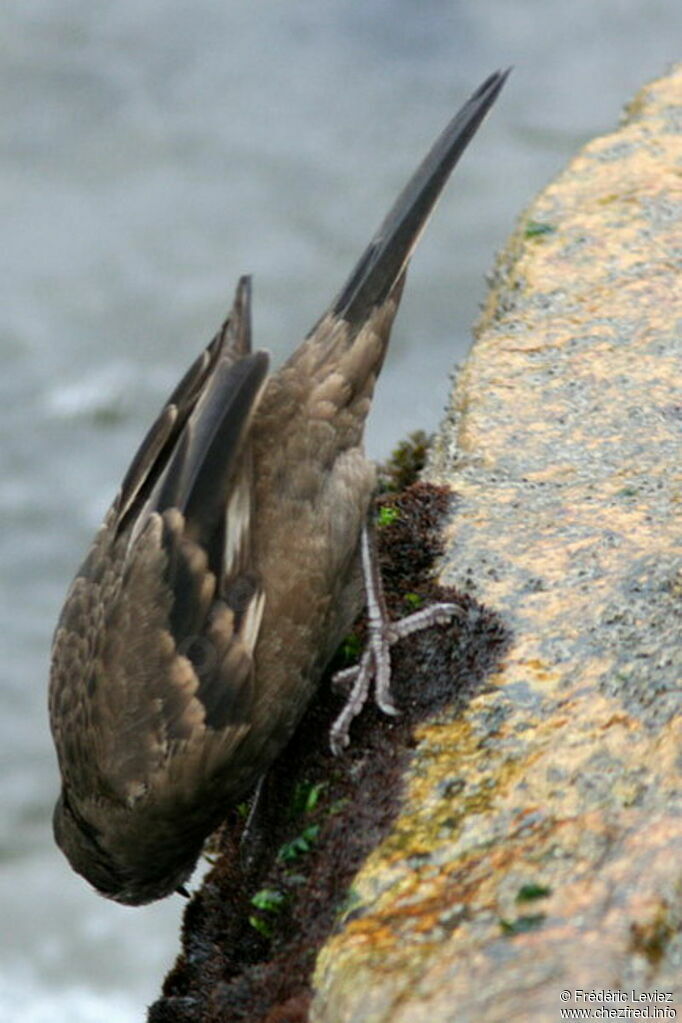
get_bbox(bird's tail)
[325,68,509,333]
[268,68,508,448]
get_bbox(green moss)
[524,219,556,238]
[500,913,546,935]
[251,888,288,912]
[516,883,552,902]
[377,506,400,527]
[291,780,327,817]
[377,430,431,493]
[277,824,321,863]
[248,914,274,938]
[339,632,362,665]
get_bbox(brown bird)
[49,70,508,905]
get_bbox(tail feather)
[328,69,510,330]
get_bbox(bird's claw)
[329,571,462,753]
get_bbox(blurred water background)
[2,2,681,1019]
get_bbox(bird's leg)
[239,774,269,872]
[330,519,461,753]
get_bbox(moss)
[500,913,547,936]
[516,883,552,903]
[523,219,556,238]
[376,430,431,493]
[148,482,508,1023]
[629,903,677,967]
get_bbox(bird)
[48,70,508,905]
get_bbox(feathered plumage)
[49,71,508,904]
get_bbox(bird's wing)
[115,276,263,534]
[50,278,269,803]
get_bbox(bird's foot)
[329,521,461,754]
[239,774,269,873]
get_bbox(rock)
[311,65,682,1023]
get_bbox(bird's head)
[52,789,197,906]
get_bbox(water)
[2,2,680,1019]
